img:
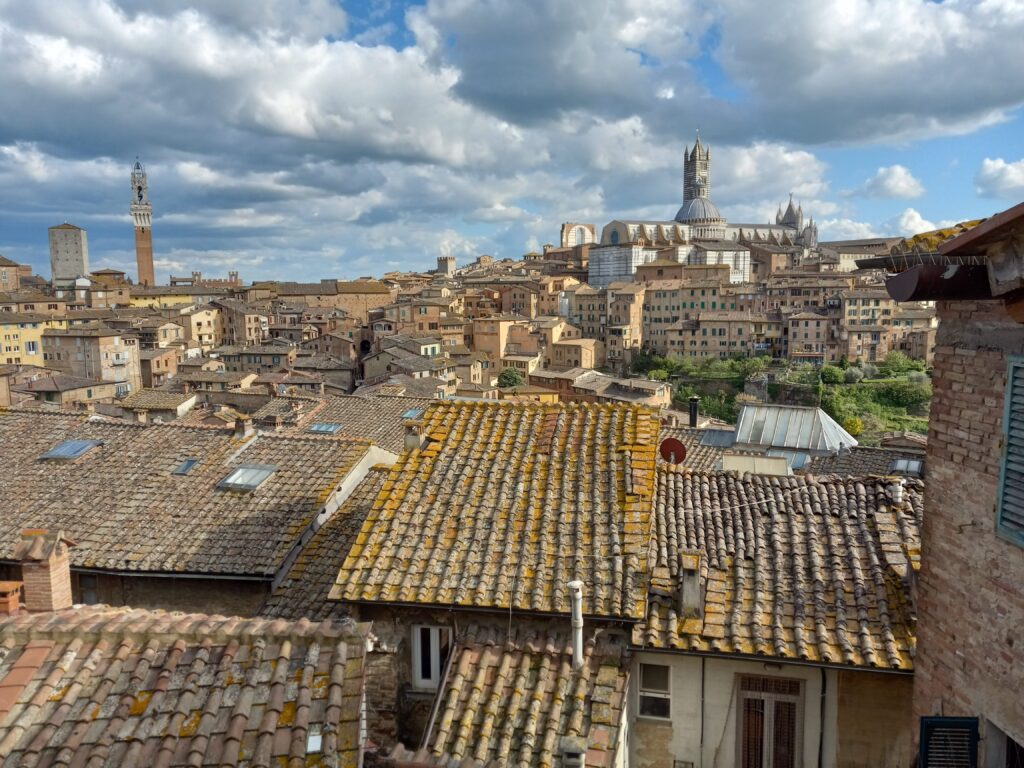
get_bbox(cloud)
[856,165,925,198]
[975,157,1024,197]
[886,207,958,236]
[819,218,880,241]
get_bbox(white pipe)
[568,580,584,670]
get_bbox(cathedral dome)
[674,196,724,224]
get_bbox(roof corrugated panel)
[734,404,856,454]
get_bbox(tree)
[497,367,525,388]
[820,365,844,384]
[648,369,669,381]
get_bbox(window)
[738,676,801,768]
[41,439,102,461]
[402,408,425,419]
[308,422,343,434]
[998,358,1024,545]
[638,663,671,718]
[890,458,923,476]
[79,574,99,605]
[411,625,451,689]
[919,717,978,768]
[173,458,201,475]
[218,463,276,491]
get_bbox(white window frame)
[637,662,672,720]
[411,625,450,690]
[735,675,804,768]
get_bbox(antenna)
[659,437,687,465]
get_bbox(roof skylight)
[40,439,102,461]
[308,422,343,434]
[218,464,276,491]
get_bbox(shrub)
[843,367,864,383]
[907,371,930,384]
[861,363,879,379]
[842,416,864,436]
[875,380,932,408]
[820,365,844,384]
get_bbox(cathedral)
[594,134,818,250]
[579,134,818,287]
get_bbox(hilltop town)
[1,122,1022,766]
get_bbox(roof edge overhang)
[630,644,913,675]
[332,596,644,624]
[882,263,993,302]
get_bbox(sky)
[1,0,1024,283]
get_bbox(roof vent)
[889,478,906,505]
[560,736,587,768]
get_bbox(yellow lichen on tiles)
[128,690,153,716]
[178,709,202,737]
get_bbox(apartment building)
[215,343,298,373]
[213,297,270,345]
[0,312,55,366]
[41,325,141,394]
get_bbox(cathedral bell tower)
[130,159,155,287]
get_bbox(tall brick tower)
[130,159,155,287]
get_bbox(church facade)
[582,135,816,287]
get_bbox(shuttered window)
[919,717,978,767]
[738,676,801,768]
[998,359,1024,546]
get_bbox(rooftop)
[0,605,367,766]
[637,469,920,670]
[118,389,194,411]
[330,402,659,618]
[0,409,372,577]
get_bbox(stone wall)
[914,298,1024,752]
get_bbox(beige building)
[48,223,89,288]
[42,325,141,395]
[178,305,221,351]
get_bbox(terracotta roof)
[807,446,925,477]
[331,402,659,618]
[658,426,731,471]
[637,469,920,670]
[14,374,99,394]
[422,627,629,767]
[284,395,434,454]
[118,389,194,411]
[0,409,372,577]
[0,605,367,766]
[260,467,390,622]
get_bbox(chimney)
[688,395,699,428]
[679,551,703,619]
[889,479,906,505]
[234,416,254,439]
[13,530,76,612]
[568,579,584,671]
[0,581,22,616]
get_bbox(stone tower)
[130,159,155,287]
[683,133,711,204]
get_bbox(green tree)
[843,367,864,384]
[648,369,669,381]
[820,365,843,384]
[497,367,525,388]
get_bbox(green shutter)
[998,358,1024,545]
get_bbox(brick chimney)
[234,416,254,439]
[0,581,22,616]
[13,529,76,612]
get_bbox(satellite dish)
[660,437,687,465]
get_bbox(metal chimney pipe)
[568,580,584,671]
[688,395,699,428]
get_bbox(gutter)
[631,645,914,676]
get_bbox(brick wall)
[914,299,1024,749]
[20,551,72,612]
[836,671,913,767]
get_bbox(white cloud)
[857,165,925,198]
[975,157,1024,197]
[819,218,880,241]
[886,207,958,236]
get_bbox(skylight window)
[218,464,276,491]
[308,422,343,434]
[891,458,923,476]
[172,458,200,475]
[41,439,102,461]
[402,408,425,419]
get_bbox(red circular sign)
[659,437,687,464]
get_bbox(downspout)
[818,667,827,768]
[700,655,706,768]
